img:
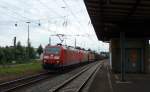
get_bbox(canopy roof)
[84,0,150,41]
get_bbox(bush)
[0,41,37,64]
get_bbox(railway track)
[49,62,103,92]
[0,71,55,92]
[0,62,103,92]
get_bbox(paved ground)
[88,59,150,92]
[112,73,150,92]
[88,60,112,92]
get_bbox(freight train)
[42,44,103,70]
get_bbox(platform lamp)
[38,20,41,27]
[15,22,17,27]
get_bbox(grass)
[0,60,43,76]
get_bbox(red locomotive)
[42,44,96,70]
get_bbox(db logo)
[50,54,54,59]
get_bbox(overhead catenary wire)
[17,0,63,21]
[0,0,100,51]
[0,0,36,19]
[0,0,64,26]
[0,0,91,28]
[17,0,54,21]
[0,0,95,40]
[0,4,31,21]
[0,17,65,29]
[60,0,97,48]
[0,0,92,36]
[62,0,90,34]
[0,7,28,22]
[38,0,64,18]
[61,0,96,42]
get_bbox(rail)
[0,71,53,92]
[49,62,103,92]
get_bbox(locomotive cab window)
[45,47,60,54]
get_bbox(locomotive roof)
[45,44,93,52]
[45,44,96,53]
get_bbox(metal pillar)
[26,22,30,59]
[14,36,16,59]
[120,32,125,81]
[49,37,51,45]
[75,38,76,48]
[141,48,144,73]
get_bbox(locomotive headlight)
[43,60,47,63]
[56,61,60,63]
[54,56,60,59]
[44,56,49,59]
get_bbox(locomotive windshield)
[45,47,60,54]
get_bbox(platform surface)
[88,60,150,92]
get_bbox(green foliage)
[0,48,5,64]
[0,41,38,64]
[16,41,25,60]
[37,44,43,56]
[4,47,13,63]
[100,51,109,58]
[0,60,42,76]
[29,45,36,59]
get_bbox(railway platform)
[88,60,150,92]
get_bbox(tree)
[16,41,24,59]
[37,44,43,56]
[29,46,36,59]
[2,46,14,63]
[0,47,4,64]
[27,42,36,59]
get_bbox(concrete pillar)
[110,38,121,73]
[120,32,125,81]
[144,40,149,73]
[110,38,149,73]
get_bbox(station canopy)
[84,0,150,41]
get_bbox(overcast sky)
[0,0,109,52]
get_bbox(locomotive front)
[42,46,63,70]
